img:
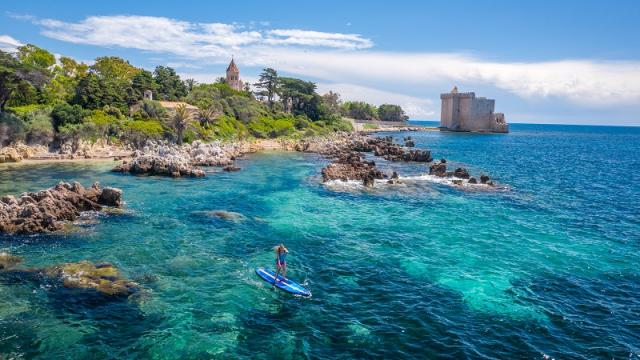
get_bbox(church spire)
[225,57,242,91]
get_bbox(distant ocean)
[1,124,639,359]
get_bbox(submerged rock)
[223,165,241,172]
[0,254,140,298]
[0,252,22,270]
[0,182,124,234]
[42,261,139,297]
[193,210,246,222]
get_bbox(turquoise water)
[1,124,639,359]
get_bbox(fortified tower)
[440,86,508,133]
[226,58,243,91]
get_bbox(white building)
[440,86,508,133]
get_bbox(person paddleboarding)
[273,243,288,284]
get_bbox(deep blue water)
[1,124,639,359]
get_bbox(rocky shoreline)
[0,182,123,234]
[0,140,133,163]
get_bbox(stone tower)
[226,57,243,91]
[440,86,508,133]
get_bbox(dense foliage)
[0,43,407,150]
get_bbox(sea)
[0,123,639,359]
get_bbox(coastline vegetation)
[0,44,408,150]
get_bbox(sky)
[1,0,639,125]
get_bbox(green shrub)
[123,119,164,147]
[226,95,268,123]
[248,116,296,138]
[84,109,121,141]
[25,109,54,144]
[211,115,248,140]
[378,104,408,122]
[0,112,26,145]
[331,118,354,132]
[51,103,86,132]
[7,104,55,144]
[294,116,312,130]
[7,104,50,119]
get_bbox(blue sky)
[1,0,639,125]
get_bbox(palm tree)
[197,105,222,128]
[171,103,193,145]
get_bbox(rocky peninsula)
[113,140,249,177]
[0,182,123,234]
[295,132,494,188]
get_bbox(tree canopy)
[0,42,413,149]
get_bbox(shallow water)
[1,124,639,359]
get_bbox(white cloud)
[17,14,640,117]
[260,50,640,107]
[265,29,372,49]
[33,15,372,58]
[0,35,22,52]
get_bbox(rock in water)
[0,182,124,234]
[0,252,22,270]
[429,159,447,177]
[42,261,139,296]
[99,187,123,207]
[223,165,241,172]
[192,210,246,222]
[387,171,402,184]
[452,167,470,179]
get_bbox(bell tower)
[226,57,243,91]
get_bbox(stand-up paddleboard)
[255,268,311,297]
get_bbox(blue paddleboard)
[255,268,311,297]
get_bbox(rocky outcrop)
[0,182,123,234]
[298,133,498,189]
[0,143,48,163]
[41,261,139,296]
[387,171,402,185]
[357,136,432,162]
[321,151,386,186]
[429,159,448,177]
[452,167,470,179]
[113,140,244,177]
[114,154,205,177]
[404,136,415,147]
[428,159,495,186]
